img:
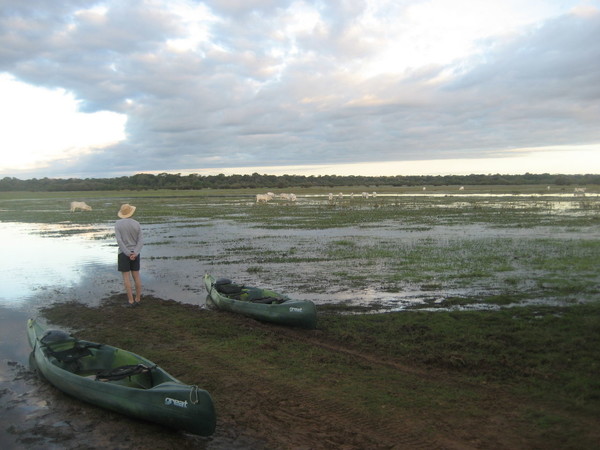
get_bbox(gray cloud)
[1,1,599,178]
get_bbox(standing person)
[115,203,143,306]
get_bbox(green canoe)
[27,318,216,436]
[204,273,317,329]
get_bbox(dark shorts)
[118,252,141,272]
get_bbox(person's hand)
[129,253,137,260]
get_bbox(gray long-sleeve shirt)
[115,218,143,255]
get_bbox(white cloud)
[161,144,600,177]
[164,1,218,53]
[0,74,126,172]
[0,1,599,178]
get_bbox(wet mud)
[0,358,266,450]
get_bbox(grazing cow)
[256,193,274,203]
[361,192,369,199]
[459,186,464,191]
[372,192,377,198]
[278,193,296,202]
[574,188,586,197]
[328,193,334,201]
[70,201,92,212]
[422,187,426,191]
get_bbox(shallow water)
[0,223,112,305]
[0,220,264,449]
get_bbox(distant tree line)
[0,172,598,192]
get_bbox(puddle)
[0,223,114,305]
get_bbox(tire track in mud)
[282,327,429,375]
[265,328,443,449]
[191,319,444,450]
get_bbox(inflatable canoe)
[27,318,216,436]
[204,273,317,329]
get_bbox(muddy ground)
[0,335,472,450]
[1,329,265,450]
[5,295,598,450]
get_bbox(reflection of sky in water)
[0,222,114,305]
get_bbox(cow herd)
[255,192,296,203]
[256,191,381,204]
[71,186,592,211]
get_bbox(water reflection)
[303,192,599,198]
[0,222,114,305]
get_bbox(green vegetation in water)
[0,187,598,229]
[2,188,598,307]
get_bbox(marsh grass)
[320,235,598,302]
[6,187,597,446]
[2,187,598,227]
[2,188,598,307]
[320,302,600,408]
[40,297,600,448]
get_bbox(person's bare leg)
[122,271,134,304]
[132,270,142,303]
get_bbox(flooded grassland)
[1,186,599,449]
[1,186,598,311]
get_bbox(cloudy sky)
[1,0,599,179]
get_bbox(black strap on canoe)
[95,364,156,382]
[251,296,286,304]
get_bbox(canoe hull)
[204,273,317,329]
[27,319,216,436]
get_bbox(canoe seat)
[242,288,285,304]
[44,342,101,364]
[215,279,244,295]
[95,364,155,382]
[41,329,75,345]
[215,279,286,303]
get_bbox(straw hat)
[117,203,136,218]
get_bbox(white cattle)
[328,193,334,201]
[361,192,369,199]
[372,191,377,198]
[338,192,343,199]
[278,193,297,202]
[70,201,92,212]
[256,193,274,203]
[422,187,427,191]
[459,186,464,191]
[574,188,586,197]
